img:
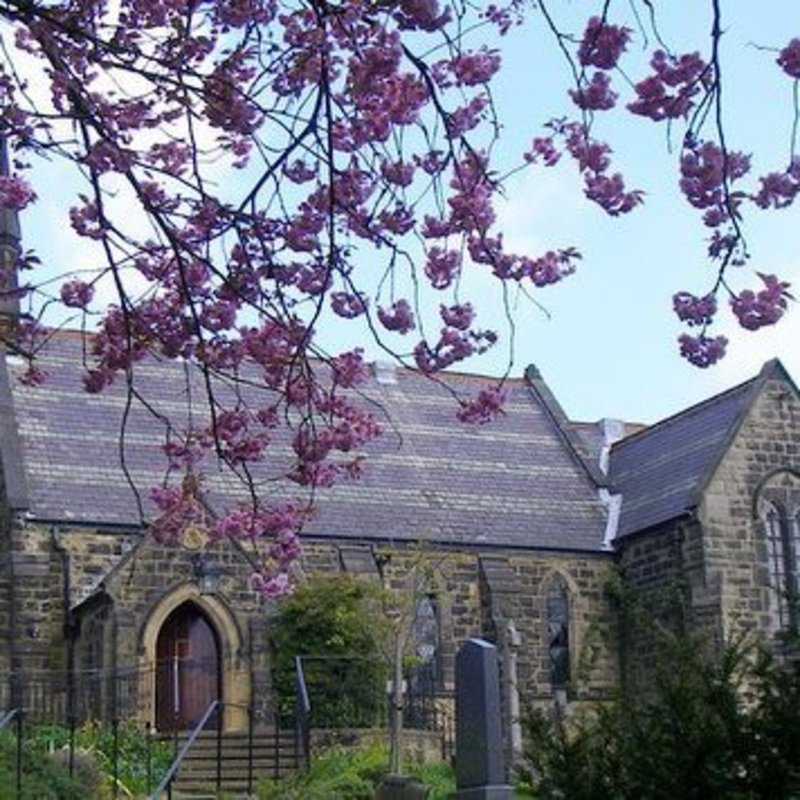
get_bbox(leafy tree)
[521,632,800,799]
[0,2,797,592]
[270,574,388,724]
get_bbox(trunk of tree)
[388,632,405,774]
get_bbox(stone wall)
[699,374,800,649]
[298,539,619,705]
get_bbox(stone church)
[0,195,799,735]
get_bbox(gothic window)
[546,576,570,689]
[761,499,800,632]
[411,595,440,687]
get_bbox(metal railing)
[150,699,221,800]
[295,656,311,768]
[292,656,456,766]
[0,708,23,798]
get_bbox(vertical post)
[112,716,119,800]
[68,714,75,778]
[273,711,279,779]
[247,704,254,793]
[15,711,22,799]
[215,706,222,794]
[146,723,153,794]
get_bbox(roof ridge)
[611,372,759,450]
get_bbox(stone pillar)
[455,639,512,800]
[500,621,522,770]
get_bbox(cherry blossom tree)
[0,0,797,593]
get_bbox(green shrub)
[0,730,88,800]
[15,720,172,797]
[271,575,389,724]
[257,742,458,800]
[521,633,800,800]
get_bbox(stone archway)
[139,583,251,732]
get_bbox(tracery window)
[761,499,800,632]
[546,576,570,689]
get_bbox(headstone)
[454,639,513,799]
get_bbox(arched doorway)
[155,602,221,731]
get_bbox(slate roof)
[608,369,765,537]
[0,332,609,552]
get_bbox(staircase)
[160,728,298,798]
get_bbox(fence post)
[146,723,152,794]
[68,713,75,778]
[112,716,119,800]
[15,711,22,799]
[215,707,222,794]
[247,704,254,794]
[273,713,279,780]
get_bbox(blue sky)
[17,1,800,426]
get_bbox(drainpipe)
[51,526,76,729]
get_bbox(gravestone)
[454,639,513,799]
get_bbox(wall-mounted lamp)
[191,553,223,595]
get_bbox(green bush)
[257,742,457,800]
[271,575,389,725]
[0,730,88,800]
[7,720,172,798]
[521,633,800,800]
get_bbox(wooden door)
[155,603,221,731]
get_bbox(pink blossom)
[778,39,800,79]
[251,572,292,599]
[578,17,631,70]
[331,291,368,318]
[457,386,508,424]
[60,279,95,309]
[381,160,415,188]
[0,174,36,210]
[524,137,561,167]
[424,247,461,289]
[450,48,502,86]
[440,303,475,330]
[730,273,792,331]
[673,292,717,326]
[678,333,728,367]
[283,160,317,184]
[378,299,415,334]
[628,51,707,121]
[570,72,618,111]
[330,349,370,388]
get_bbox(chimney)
[0,136,21,343]
[374,360,398,385]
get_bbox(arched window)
[759,497,800,633]
[763,500,788,629]
[411,595,440,688]
[546,576,570,689]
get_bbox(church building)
[0,175,798,736]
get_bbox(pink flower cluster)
[570,72,618,111]
[378,300,416,334]
[673,292,717,327]
[578,16,631,70]
[0,174,36,210]
[457,386,509,424]
[753,160,800,210]
[628,51,707,121]
[557,122,643,216]
[678,334,728,368]
[679,140,750,225]
[778,39,800,79]
[60,279,95,309]
[730,273,792,331]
